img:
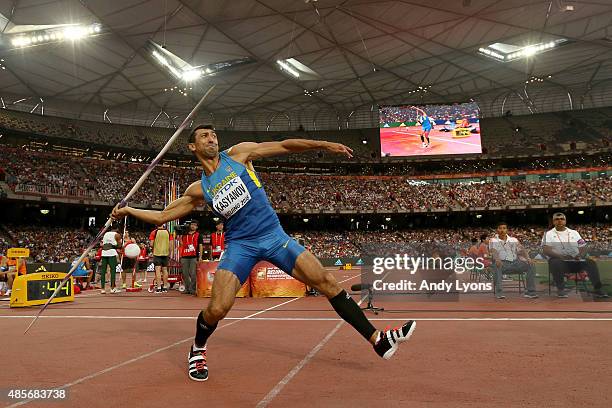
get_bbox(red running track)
[1,269,612,408]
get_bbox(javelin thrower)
[112,125,416,382]
[410,106,434,148]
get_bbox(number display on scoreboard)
[10,272,75,307]
[26,279,72,301]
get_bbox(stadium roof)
[0,0,611,128]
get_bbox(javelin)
[24,84,215,334]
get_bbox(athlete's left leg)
[291,250,416,358]
[291,250,377,338]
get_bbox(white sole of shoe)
[382,321,417,360]
[188,375,209,382]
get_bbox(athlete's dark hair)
[188,124,215,144]
[496,221,508,229]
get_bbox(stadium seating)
[1,145,610,209]
[1,225,609,263]
[2,107,611,161]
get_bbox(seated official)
[71,252,94,290]
[542,212,609,299]
[0,256,16,296]
[489,222,538,299]
[7,256,27,275]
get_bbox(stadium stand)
[1,108,611,162]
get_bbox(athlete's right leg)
[203,269,242,328]
[194,269,242,348]
[188,270,242,382]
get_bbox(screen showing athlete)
[413,106,433,148]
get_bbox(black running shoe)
[373,321,416,360]
[188,345,208,382]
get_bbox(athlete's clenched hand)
[112,203,131,220]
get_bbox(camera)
[174,223,190,235]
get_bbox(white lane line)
[5,297,301,408]
[255,283,371,408]
[5,274,362,407]
[3,316,612,321]
[257,313,612,406]
[255,319,345,408]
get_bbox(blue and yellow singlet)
[201,151,280,241]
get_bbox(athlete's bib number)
[213,177,251,219]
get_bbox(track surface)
[2,268,611,407]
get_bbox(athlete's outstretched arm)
[410,106,426,116]
[229,139,353,161]
[112,181,205,225]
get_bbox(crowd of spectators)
[299,224,612,258]
[3,225,94,263]
[0,109,374,161]
[0,225,155,263]
[1,224,609,263]
[0,234,10,255]
[263,175,612,212]
[0,146,197,206]
[1,106,610,162]
[1,145,611,210]
[379,102,480,125]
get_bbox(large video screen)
[379,102,482,157]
